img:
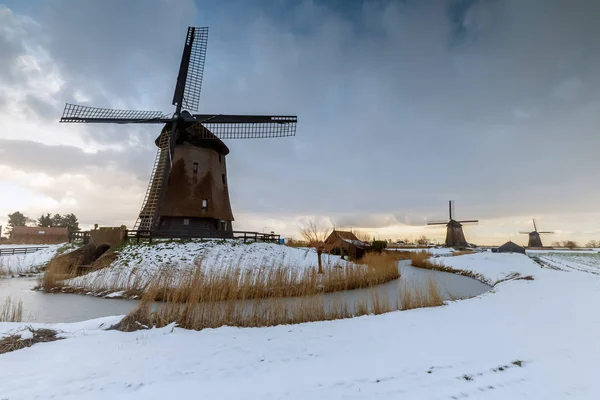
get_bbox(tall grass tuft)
[400,277,444,311]
[0,297,23,322]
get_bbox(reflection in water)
[0,261,490,324]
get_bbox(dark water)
[0,261,490,323]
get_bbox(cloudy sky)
[1,0,599,245]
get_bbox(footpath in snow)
[2,252,600,398]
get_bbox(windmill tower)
[59,27,297,237]
[520,219,553,248]
[427,200,478,247]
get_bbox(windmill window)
[202,199,208,211]
[183,218,190,226]
[193,163,198,183]
[222,174,226,185]
[218,154,222,163]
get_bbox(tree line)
[5,211,80,236]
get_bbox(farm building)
[10,226,69,244]
[494,241,526,255]
[325,230,370,260]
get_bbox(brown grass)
[114,253,446,332]
[119,290,395,332]
[41,252,400,302]
[0,297,23,322]
[39,250,118,292]
[0,327,62,355]
[400,277,445,311]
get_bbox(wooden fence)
[0,247,47,256]
[69,229,281,244]
[126,230,281,244]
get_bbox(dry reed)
[0,327,62,355]
[41,252,400,301]
[400,277,444,311]
[115,254,446,332]
[0,297,23,322]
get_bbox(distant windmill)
[520,219,553,248]
[427,200,478,247]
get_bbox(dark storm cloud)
[1,0,600,228]
[0,138,153,180]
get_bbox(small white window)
[38,231,46,235]
[183,219,190,226]
[202,199,208,211]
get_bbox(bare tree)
[563,240,579,249]
[415,235,430,246]
[352,230,372,243]
[585,240,598,248]
[300,221,332,274]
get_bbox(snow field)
[62,240,351,296]
[2,253,600,398]
[429,252,541,285]
[0,243,70,277]
[533,252,600,275]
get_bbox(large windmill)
[427,200,478,247]
[59,27,297,237]
[520,219,553,248]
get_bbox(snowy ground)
[386,247,457,256]
[0,243,70,276]
[65,240,346,293]
[2,252,600,398]
[430,252,540,285]
[527,248,600,254]
[533,251,600,275]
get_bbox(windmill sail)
[194,114,297,139]
[60,103,169,124]
[172,27,208,112]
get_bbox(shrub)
[370,240,388,253]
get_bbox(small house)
[325,230,371,260]
[495,241,526,255]
[10,226,69,244]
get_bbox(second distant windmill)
[520,219,554,248]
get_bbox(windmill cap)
[155,122,230,155]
